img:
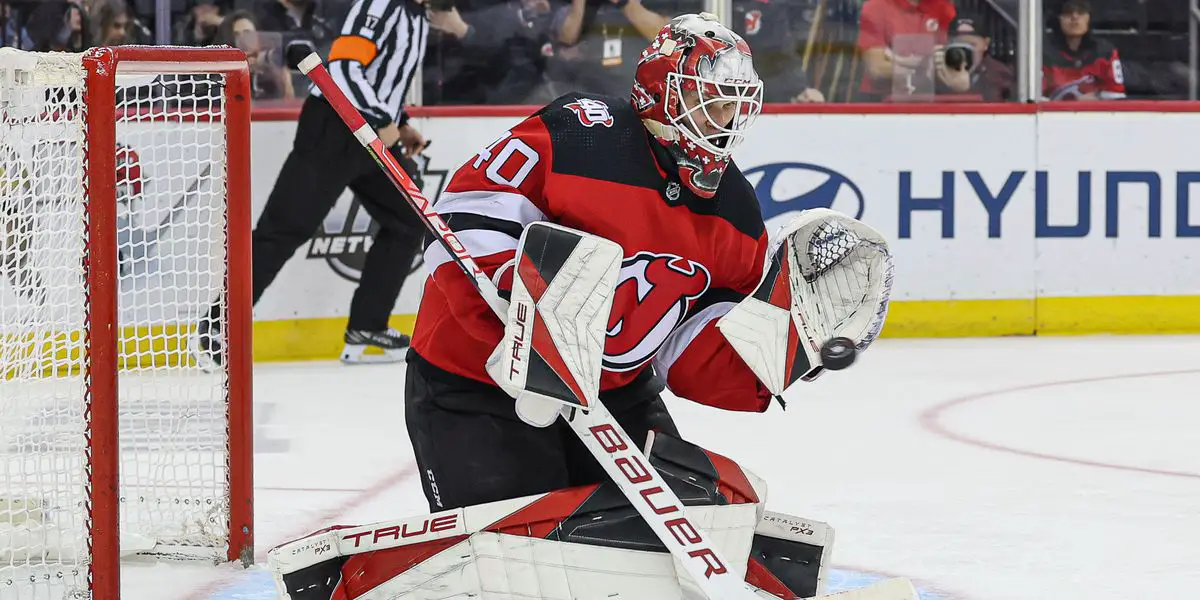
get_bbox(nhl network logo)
[306,164,449,282]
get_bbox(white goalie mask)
[633,13,764,198]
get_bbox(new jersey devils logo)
[605,252,711,371]
[744,10,762,35]
[564,98,615,128]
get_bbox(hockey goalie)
[270,13,901,600]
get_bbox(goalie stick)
[298,54,761,600]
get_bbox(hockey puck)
[820,337,857,371]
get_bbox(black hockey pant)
[405,351,680,512]
[249,95,424,332]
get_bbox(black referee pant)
[251,95,425,332]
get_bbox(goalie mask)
[632,13,763,199]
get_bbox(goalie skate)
[266,433,909,600]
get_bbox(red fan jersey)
[1043,36,1126,100]
[856,0,956,96]
[410,93,773,412]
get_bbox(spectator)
[932,13,1012,101]
[122,1,153,44]
[256,0,335,98]
[856,0,955,101]
[26,0,89,52]
[214,10,295,99]
[730,0,823,103]
[424,0,558,104]
[255,0,334,46]
[2,2,34,48]
[90,0,129,46]
[543,0,692,97]
[1042,0,1125,100]
[175,0,226,46]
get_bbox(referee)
[198,0,431,367]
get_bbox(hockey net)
[0,47,252,598]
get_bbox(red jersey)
[411,93,773,412]
[857,0,956,95]
[1042,35,1126,100]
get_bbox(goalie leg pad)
[747,513,836,599]
[277,554,347,599]
[268,438,850,600]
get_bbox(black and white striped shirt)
[312,0,428,128]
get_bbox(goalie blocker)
[485,221,624,428]
[268,432,875,600]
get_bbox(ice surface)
[114,335,1200,600]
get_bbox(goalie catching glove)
[717,209,893,395]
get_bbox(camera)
[428,0,455,11]
[944,42,975,71]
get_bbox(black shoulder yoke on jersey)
[535,92,765,242]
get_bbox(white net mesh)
[113,70,230,558]
[1,50,93,600]
[0,49,234,599]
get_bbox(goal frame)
[82,45,254,597]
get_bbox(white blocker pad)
[717,209,894,394]
[485,222,623,427]
[265,432,917,600]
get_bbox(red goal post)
[0,46,252,598]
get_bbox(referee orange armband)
[328,35,378,65]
